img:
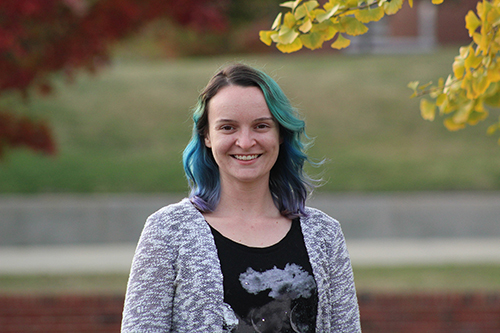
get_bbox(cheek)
[207,135,233,155]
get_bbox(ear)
[204,134,212,148]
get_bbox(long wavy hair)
[182,63,316,218]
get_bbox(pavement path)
[1,192,499,274]
[1,238,500,275]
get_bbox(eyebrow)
[214,117,275,124]
[254,117,275,122]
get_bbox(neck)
[215,178,280,219]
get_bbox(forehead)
[208,85,271,120]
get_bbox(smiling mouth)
[232,154,261,161]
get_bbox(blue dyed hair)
[182,63,316,218]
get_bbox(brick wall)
[1,293,499,332]
[387,0,479,44]
[0,295,123,333]
[360,293,500,333]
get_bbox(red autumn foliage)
[0,0,228,158]
[0,112,56,157]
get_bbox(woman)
[121,64,361,332]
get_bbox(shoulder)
[300,206,344,245]
[142,198,206,238]
[303,206,341,230]
[148,198,200,224]
[149,198,199,220]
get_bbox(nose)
[236,129,255,149]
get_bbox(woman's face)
[204,85,281,187]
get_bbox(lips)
[232,154,261,161]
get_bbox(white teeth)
[233,154,259,161]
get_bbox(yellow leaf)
[316,4,339,22]
[475,33,491,55]
[477,0,492,21]
[487,123,499,135]
[459,45,470,58]
[295,5,308,20]
[280,0,302,9]
[408,81,419,90]
[271,33,281,43]
[438,77,445,88]
[277,37,303,53]
[487,65,500,82]
[383,0,403,15]
[487,7,500,27]
[331,33,350,49]
[408,0,413,8]
[476,1,484,19]
[259,30,277,46]
[444,118,466,131]
[452,57,465,79]
[474,99,486,113]
[462,77,477,99]
[355,6,385,23]
[312,23,338,41]
[483,55,492,67]
[299,19,313,33]
[278,26,300,44]
[284,12,297,28]
[443,74,461,95]
[472,32,482,46]
[484,81,499,96]
[468,110,488,125]
[408,81,419,95]
[484,90,500,106]
[438,97,453,115]
[420,99,436,121]
[419,81,433,91]
[272,13,283,30]
[300,32,324,49]
[340,16,368,36]
[323,0,335,11]
[453,100,475,123]
[331,19,345,33]
[432,0,444,4]
[294,1,319,20]
[465,11,481,37]
[436,93,447,106]
[464,50,482,70]
[472,72,490,96]
[304,1,319,11]
[310,19,337,41]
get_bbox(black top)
[210,218,318,333]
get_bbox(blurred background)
[1,0,499,332]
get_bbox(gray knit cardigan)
[121,198,361,332]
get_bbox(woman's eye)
[220,125,234,131]
[256,123,271,129]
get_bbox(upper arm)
[121,212,176,332]
[325,218,361,332]
[304,209,361,332]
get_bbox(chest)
[205,215,293,248]
[210,218,318,332]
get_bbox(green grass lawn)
[1,47,499,193]
[1,265,499,295]
[353,264,500,293]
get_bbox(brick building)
[349,0,479,53]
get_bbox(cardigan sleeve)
[326,223,361,332]
[121,209,176,332]
[302,207,361,332]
